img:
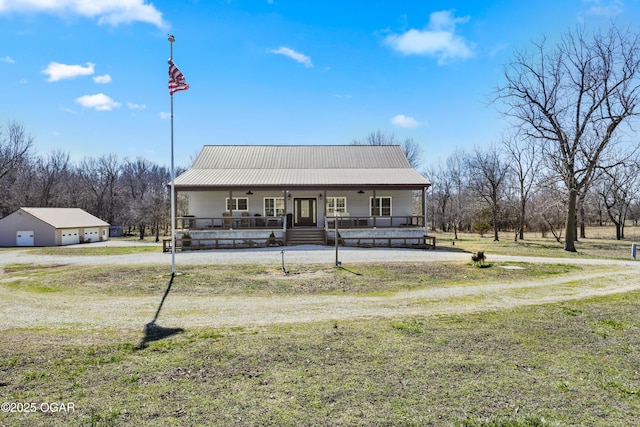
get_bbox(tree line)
[423,139,640,244]
[0,120,181,241]
[426,25,640,251]
[2,114,638,247]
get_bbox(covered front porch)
[167,214,432,250]
[168,186,432,250]
[170,145,433,251]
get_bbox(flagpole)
[168,34,176,275]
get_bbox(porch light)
[246,190,253,195]
[358,190,365,194]
[319,193,323,200]
[287,193,291,200]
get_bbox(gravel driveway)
[1,242,474,266]
[2,243,639,330]
[2,241,637,267]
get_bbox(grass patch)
[390,319,428,334]
[434,230,640,260]
[1,292,639,426]
[1,261,597,297]
[25,245,161,256]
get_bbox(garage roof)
[20,208,110,228]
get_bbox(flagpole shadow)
[137,272,184,349]
[337,265,362,276]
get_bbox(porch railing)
[177,215,284,230]
[176,215,424,230]
[325,215,424,229]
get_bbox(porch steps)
[286,228,327,246]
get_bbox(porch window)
[370,196,392,216]
[226,197,248,211]
[264,197,285,217]
[326,197,347,215]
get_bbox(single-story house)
[171,145,432,249]
[0,207,110,247]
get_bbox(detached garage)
[0,207,110,247]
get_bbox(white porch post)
[321,189,327,228]
[372,189,377,228]
[423,186,428,233]
[228,190,233,229]
[284,189,288,228]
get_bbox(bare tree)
[423,164,452,232]
[537,181,568,242]
[35,150,71,207]
[352,130,423,168]
[76,154,123,223]
[446,149,470,239]
[0,154,36,215]
[120,158,172,241]
[0,121,35,215]
[503,135,541,241]
[0,121,178,235]
[121,158,152,239]
[466,144,510,241]
[594,159,640,239]
[0,120,34,182]
[495,26,640,251]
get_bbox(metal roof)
[20,208,110,228]
[175,145,430,189]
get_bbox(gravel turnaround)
[1,242,637,268]
[1,243,475,267]
[2,242,640,330]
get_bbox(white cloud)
[269,47,313,67]
[159,112,171,120]
[391,114,424,128]
[1,56,15,63]
[93,74,111,84]
[42,62,95,82]
[384,10,474,64]
[581,0,623,17]
[127,102,146,110]
[0,0,166,28]
[75,93,120,111]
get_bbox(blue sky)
[1,0,638,169]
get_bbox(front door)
[294,198,317,227]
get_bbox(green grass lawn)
[1,292,638,426]
[25,245,161,256]
[431,230,640,260]
[1,238,639,426]
[0,261,595,297]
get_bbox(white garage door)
[61,229,80,245]
[16,231,34,246]
[84,228,99,242]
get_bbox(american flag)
[168,59,189,95]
